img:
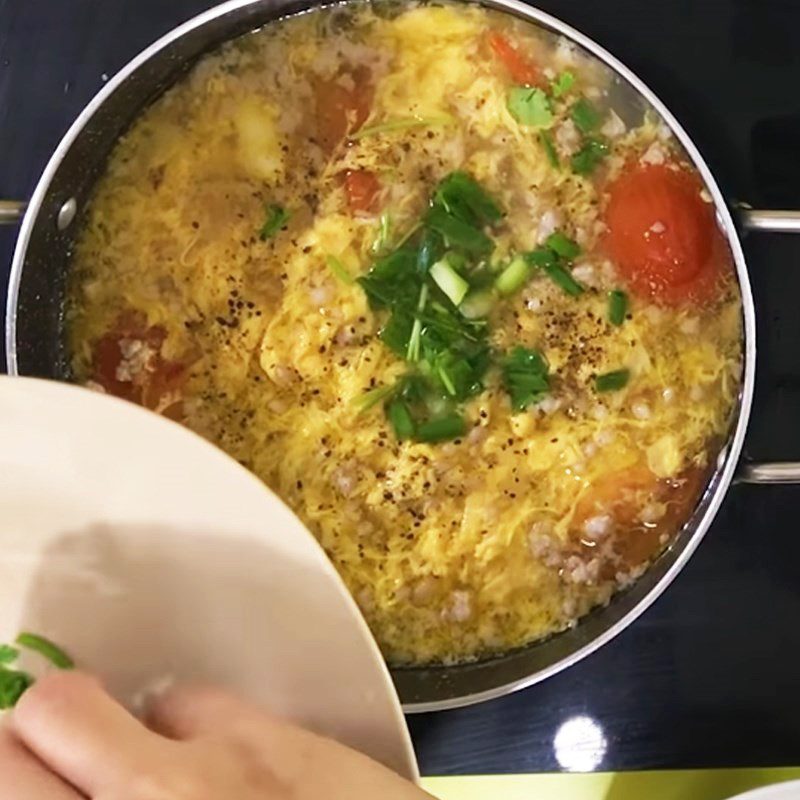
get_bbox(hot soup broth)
[67,2,742,665]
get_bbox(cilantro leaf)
[357,247,421,308]
[507,87,553,128]
[0,668,33,710]
[502,346,550,411]
[550,70,575,98]
[425,205,494,256]
[571,137,609,175]
[259,204,291,240]
[0,645,18,664]
[571,98,602,134]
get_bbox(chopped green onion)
[545,232,581,260]
[325,255,354,284]
[608,289,628,326]
[425,205,493,256]
[571,98,602,134]
[416,413,466,443]
[259,204,291,240]
[434,171,503,225]
[460,289,495,319]
[524,247,559,269]
[571,137,609,176]
[437,364,457,396]
[0,669,33,710]
[406,284,429,362]
[416,227,443,274]
[371,212,392,254]
[539,130,559,168]
[354,384,397,414]
[387,399,415,440]
[15,633,74,669]
[543,262,584,296]
[502,346,550,411]
[495,255,532,295]
[595,368,630,392]
[550,70,575,98]
[507,86,553,128]
[348,115,452,140]
[430,259,470,307]
[0,645,18,664]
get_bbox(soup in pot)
[67,1,742,665]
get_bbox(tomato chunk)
[344,169,381,213]
[90,312,187,417]
[314,65,373,153]
[487,32,540,87]
[604,162,726,305]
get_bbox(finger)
[0,726,84,800]
[147,684,278,741]
[12,671,168,796]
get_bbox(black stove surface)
[2,0,800,776]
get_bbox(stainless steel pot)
[4,0,800,713]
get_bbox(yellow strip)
[422,768,800,799]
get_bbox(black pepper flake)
[296,480,303,490]
[383,491,394,501]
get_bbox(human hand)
[0,671,431,799]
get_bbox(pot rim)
[4,0,756,713]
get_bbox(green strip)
[16,632,74,669]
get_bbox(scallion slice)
[416,413,466,443]
[15,632,74,669]
[595,368,630,392]
[495,255,531,295]
[539,130,559,168]
[387,399,415,440]
[543,262,584,297]
[608,289,628,326]
[430,258,470,307]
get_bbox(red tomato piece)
[604,162,726,305]
[314,65,374,153]
[487,32,540,87]
[344,169,381,213]
[90,312,187,416]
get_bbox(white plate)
[0,377,417,780]
[728,782,800,800]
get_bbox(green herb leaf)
[434,171,503,226]
[348,115,452,140]
[507,86,553,128]
[406,284,429,362]
[379,308,415,357]
[595,368,630,392]
[571,98,602,134]
[259,204,291,240]
[16,632,74,669]
[539,130,559,168]
[550,70,575,98]
[357,247,420,308]
[371,211,392,254]
[325,255,354,284]
[571,137,609,175]
[425,205,494,257]
[427,346,489,402]
[416,413,466,443]
[0,645,18,664]
[608,289,628,326]
[0,668,33,710]
[416,227,444,274]
[502,346,550,411]
[387,399,416,440]
[543,262,585,296]
[355,384,397,414]
[545,232,581,260]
